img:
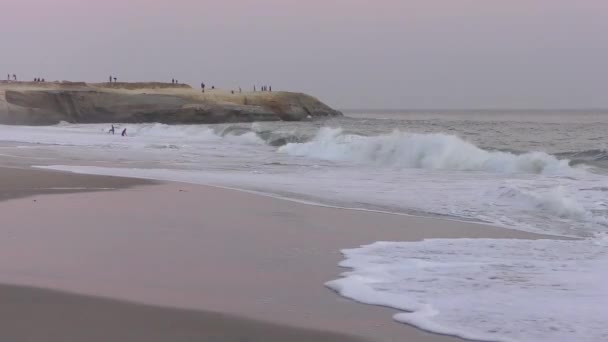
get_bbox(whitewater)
[1,110,607,342]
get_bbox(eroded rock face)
[0,82,341,125]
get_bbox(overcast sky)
[1,0,606,109]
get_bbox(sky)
[1,0,607,109]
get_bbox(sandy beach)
[0,166,552,342]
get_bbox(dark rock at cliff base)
[0,82,342,125]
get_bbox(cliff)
[0,82,342,125]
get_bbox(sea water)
[1,110,607,341]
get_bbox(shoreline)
[0,166,556,342]
[36,164,554,237]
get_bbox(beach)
[0,165,550,342]
[5,1,607,340]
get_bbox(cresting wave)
[131,124,598,176]
[557,149,608,169]
[278,127,576,175]
[48,122,600,175]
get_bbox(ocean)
[1,110,607,342]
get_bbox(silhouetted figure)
[41,78,45,83]
[239,87,242,93]
[254,85,256,92]
[121,128,127,137]
[109,125,115,135]
[7,74,9,81]
[211,85,215,90]
[13,74,16,81]
[201,82,205,93]
[109,75,112,83]
[175,79,178,84]
[172,78,175,84]
[113,77,117,83]
[269,86,272,92]
[231,90,234,94]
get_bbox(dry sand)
[0,167,551,341]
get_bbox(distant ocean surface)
[1,110,607,342]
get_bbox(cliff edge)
[0,82,342,125]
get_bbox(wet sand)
[0,167,552,341]
[0,283,366,342]
[0,166,153,201]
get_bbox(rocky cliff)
[0,82,342,125]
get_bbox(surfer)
[121,128,127,137]
[109,125,115,135]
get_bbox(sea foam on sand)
[326,237,608,342]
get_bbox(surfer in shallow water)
[121,128,127,137]
[109,125,115,135]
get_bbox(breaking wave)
[557,149,608,169]
[278,128,576,175]
[132,123,265,145]
[494,185,608,228]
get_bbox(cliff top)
[0,81,341,125]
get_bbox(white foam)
[279,128,575,175]
[34,163,607,238]
[326,238,608,342]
